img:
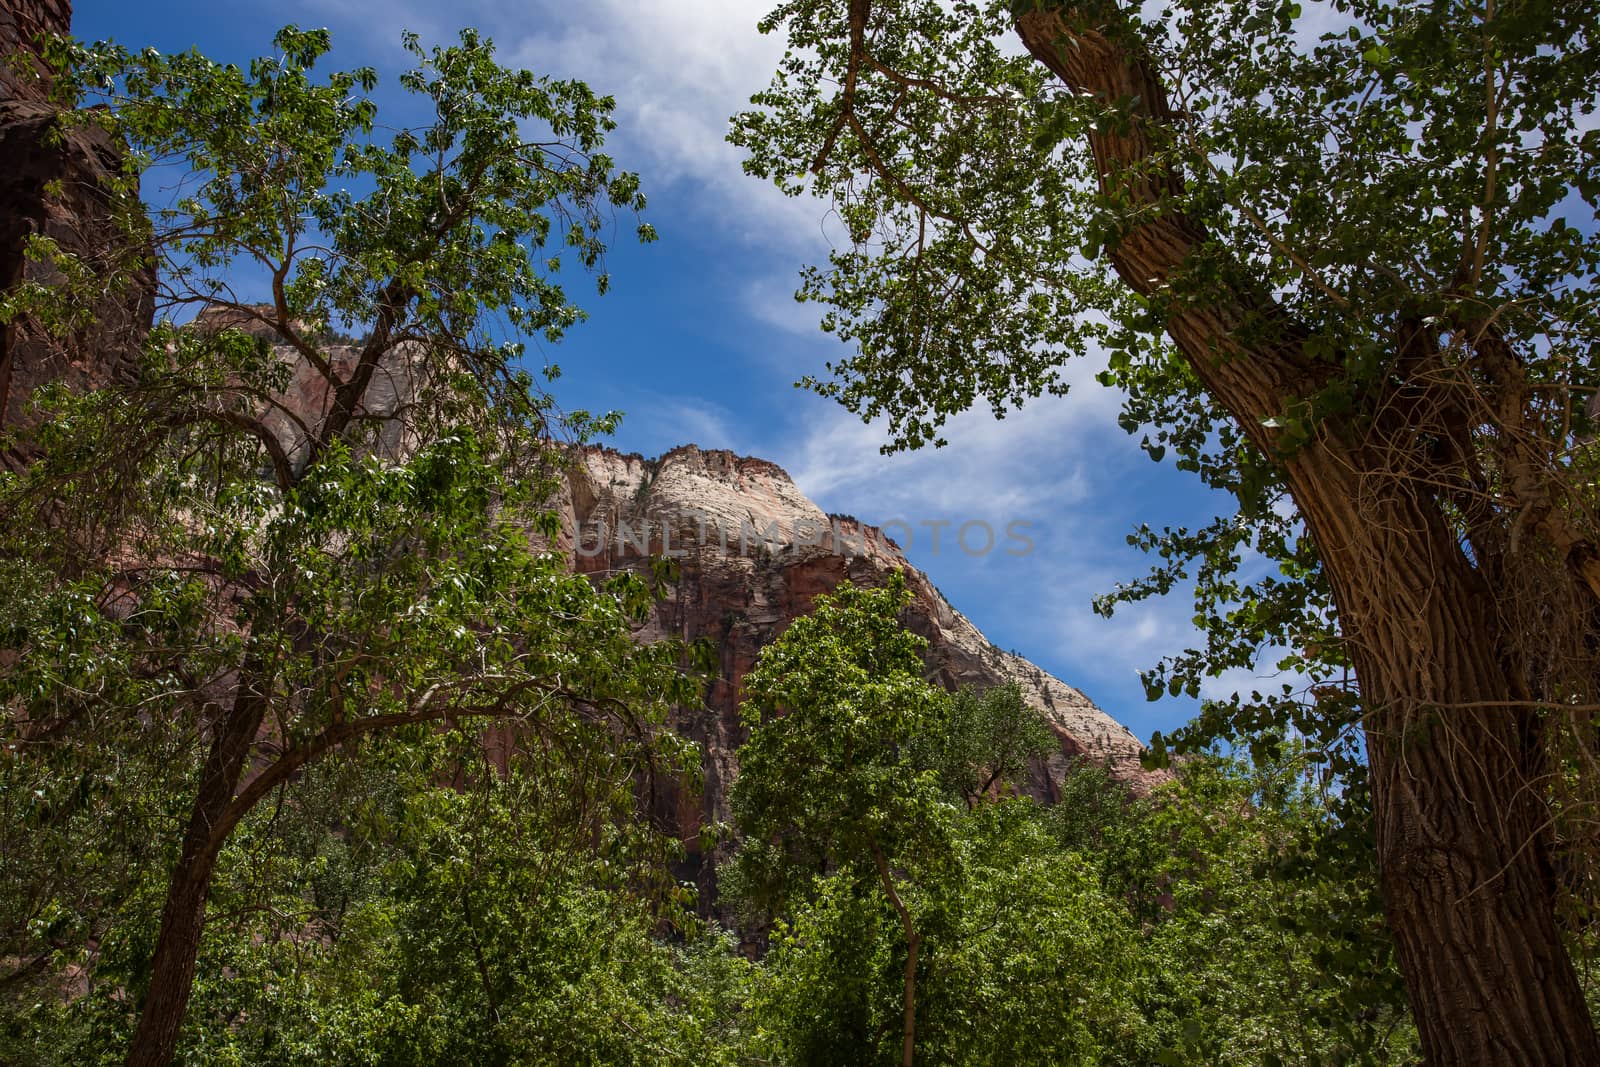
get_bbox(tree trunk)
[871,839,920,1067]
[1368,699,1593,1063]
[1014,5,1600,1062]
[1317,480,1597,1063]
[123,682,268,1067]
[900,929,920,1067]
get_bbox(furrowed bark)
[1015,4,1600,1062]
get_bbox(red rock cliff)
[549,443,1161,909]
[0,0,154,469]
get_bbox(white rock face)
[546,443,1162,909]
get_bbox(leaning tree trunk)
[124,675,270,1067]
[1306,471,1595,1062]
[871,839,921,1067]
[1014,6,1600,1062]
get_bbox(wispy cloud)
[628,396,748,457]
[783,351,1123,515]
[739,273,835,342]
[298,0,819,251]
[494,1,830,254]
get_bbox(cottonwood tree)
[735,0,1600,1061]
[730,577,959,1067]
[0,27,694,1067]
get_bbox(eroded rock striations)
[549,443,1160,909]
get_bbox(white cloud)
[300,0,822,251]
[494,1,831,255]
[630,396,748,456]
[291,0,1267,728]
[786,399,1103,518]
[739,272,830,340]
[782,351,1123,517]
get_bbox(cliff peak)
[548,439,1164,911]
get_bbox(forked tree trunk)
[1014,6,1600,1062]
[123,679,269,1067]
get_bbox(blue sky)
[68,0,1286,742]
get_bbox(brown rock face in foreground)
[0,0,67,98]
[550,443,1161,910]
[1,0,154,470]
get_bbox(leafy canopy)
[728,579,1413,1065]
[733,0,1600,787]
[0,26,695,1047]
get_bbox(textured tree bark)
[1314,480,1596,1064]
[123,673,269,1067]
[1015,5,1600,1063]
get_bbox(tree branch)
[811,0,872,175]
[176,407,295,490]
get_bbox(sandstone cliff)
[550,443,1158,908]
[0,0,1158,917]
[168,314,1165,904]
[0,0,153,470]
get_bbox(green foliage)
[32,24,653,348]
[742,751,1417,1066]
[907,682,1055,806]
[0,24,689,1060]
[750,801,1146,1065]
[731,575,957,896]
[7,755,753,1066]
[738,0,1600,458]
[1055,758,1415,1065]
[729,582,1411,1064]
[734,0,1112,452]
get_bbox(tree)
[1053,755,1418,1065]
[174,754,750,1067]
[906,681,1054,808]
[730,580,1411,1064]
[0,26,694,1067]
[730,576,955,1066]
[4,738,753,1066]
[747,801,1149,1066]
[735,0,1600,1061]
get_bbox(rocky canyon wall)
[547,443,1161,908]
[0,0,153,470]
[0,0,1162,917]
